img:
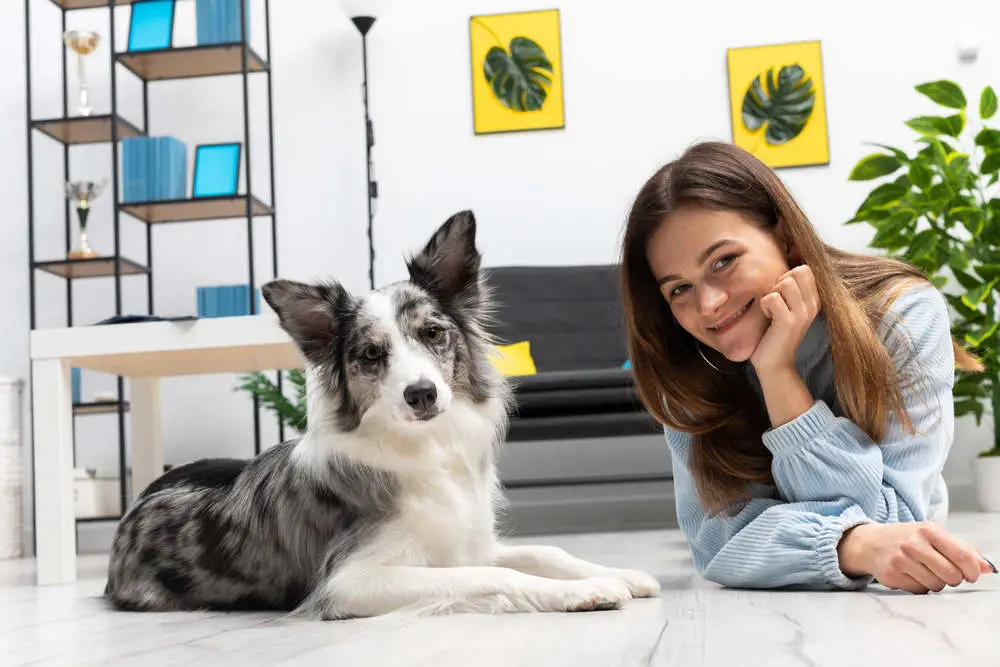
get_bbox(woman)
[620,141,996,594]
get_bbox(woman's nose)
[698,284,727,316]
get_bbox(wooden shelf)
[121,195,273,224]
[32,115,144,145]
[73,401,130,416]
[76,515,121,523]
[116,44,268,82]
[49,0,136,9]
[34,256,149,279]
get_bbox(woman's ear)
[775,216,804,265]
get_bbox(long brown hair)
[620,141,981,514]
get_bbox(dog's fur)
[104,211,660,618]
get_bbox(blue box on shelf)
[122,136,187,203]
[196,0,251,45]
[197,284,261,318]
[71,367,81,404]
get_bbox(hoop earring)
[697,342,722,372]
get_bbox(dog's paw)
[545,576,633,612]
[608,568,661,598]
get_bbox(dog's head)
[263,210,500,433]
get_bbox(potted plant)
[236,369,308,436]
[848,78,1000,511]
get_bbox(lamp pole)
[351,17,377,291]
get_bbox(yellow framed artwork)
[468,8,565,135]
[726,40,829,169]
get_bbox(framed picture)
[468,8,565,135]
[726,40,829,169]
[192,143,241,198]
[127,0,176,52]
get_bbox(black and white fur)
[104,211,660,618]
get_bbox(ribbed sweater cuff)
[816,515,875,591]
[762,400,836,457]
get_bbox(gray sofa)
[483,264,676,535]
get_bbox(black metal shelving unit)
[24,0,280,549]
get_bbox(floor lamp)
[337,0,393,291]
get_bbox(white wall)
[1,0,997,551]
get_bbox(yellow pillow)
[490,341,537,376]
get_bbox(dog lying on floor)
[103,210,661,618]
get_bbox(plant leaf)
[906,115,965,138]
[954,398,985,425]
[849,153,902,181]
[916,80,967,109]
[962,278,999,310]
[982,86,998,120]
[870,210,917,249]
[864,143,910,164]
[949,205,982,236]
[483,37,553,112]
[908,161,934,190]
[973,264,1000,283]
[975,128,1000,149]
[904,228,938,263]
[741,64,816,146]
[965,319,1000,348]
[982,150,1000,175]
[857,182,910,213]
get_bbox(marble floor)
[2,512,999,667]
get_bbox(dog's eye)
[423,326,444,343]
[362,345,383,361]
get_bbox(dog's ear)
[406,210,482,307]
[262,279,348,366]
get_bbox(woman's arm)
[761,285,954,523]
[668,428,873,590]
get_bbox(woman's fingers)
[907,540,966,587]
[921,525,983,583]
[775,275,805,318]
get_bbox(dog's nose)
[403,380,438,412]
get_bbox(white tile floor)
[3,513,1000,666]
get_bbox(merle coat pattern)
[104,211,661,618]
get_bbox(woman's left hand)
[750,265,821,375]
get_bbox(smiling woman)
[619,141,996,595]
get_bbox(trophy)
[63,30,100,117]
[65,180,107,259]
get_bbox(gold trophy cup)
[65,180,107,259]
[63,30,100,117]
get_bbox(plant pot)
[973,455,1000,512]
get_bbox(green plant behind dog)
[848,79,1000,456]
[236,369,308,435]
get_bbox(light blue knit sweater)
[665,284,956,590]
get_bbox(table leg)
[129,377,162,499]
[31,358,76,585]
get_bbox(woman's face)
[645,203,791,363]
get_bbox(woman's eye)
[713,255,736,271]
[669,284,689,298]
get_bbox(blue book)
[196,0,250,45]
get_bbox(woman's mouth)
[707,299,754,335]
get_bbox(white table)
[29,313,302,585]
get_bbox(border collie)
[104,211,660,618]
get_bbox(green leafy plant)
[236,369,308,435]
[742,64,816,146]
[473,17,552,112]
[848,79,1000,456]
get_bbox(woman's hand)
[750,265,821,375]
[838,522,996,594]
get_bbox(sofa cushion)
[484,264,626,372]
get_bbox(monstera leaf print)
[483,37,553,112]
[741,64,816,145]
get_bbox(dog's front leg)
[491,544,661,598]
[316,563,633,619]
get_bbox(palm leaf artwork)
[477,20,553,112]
[741,64,816,147]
